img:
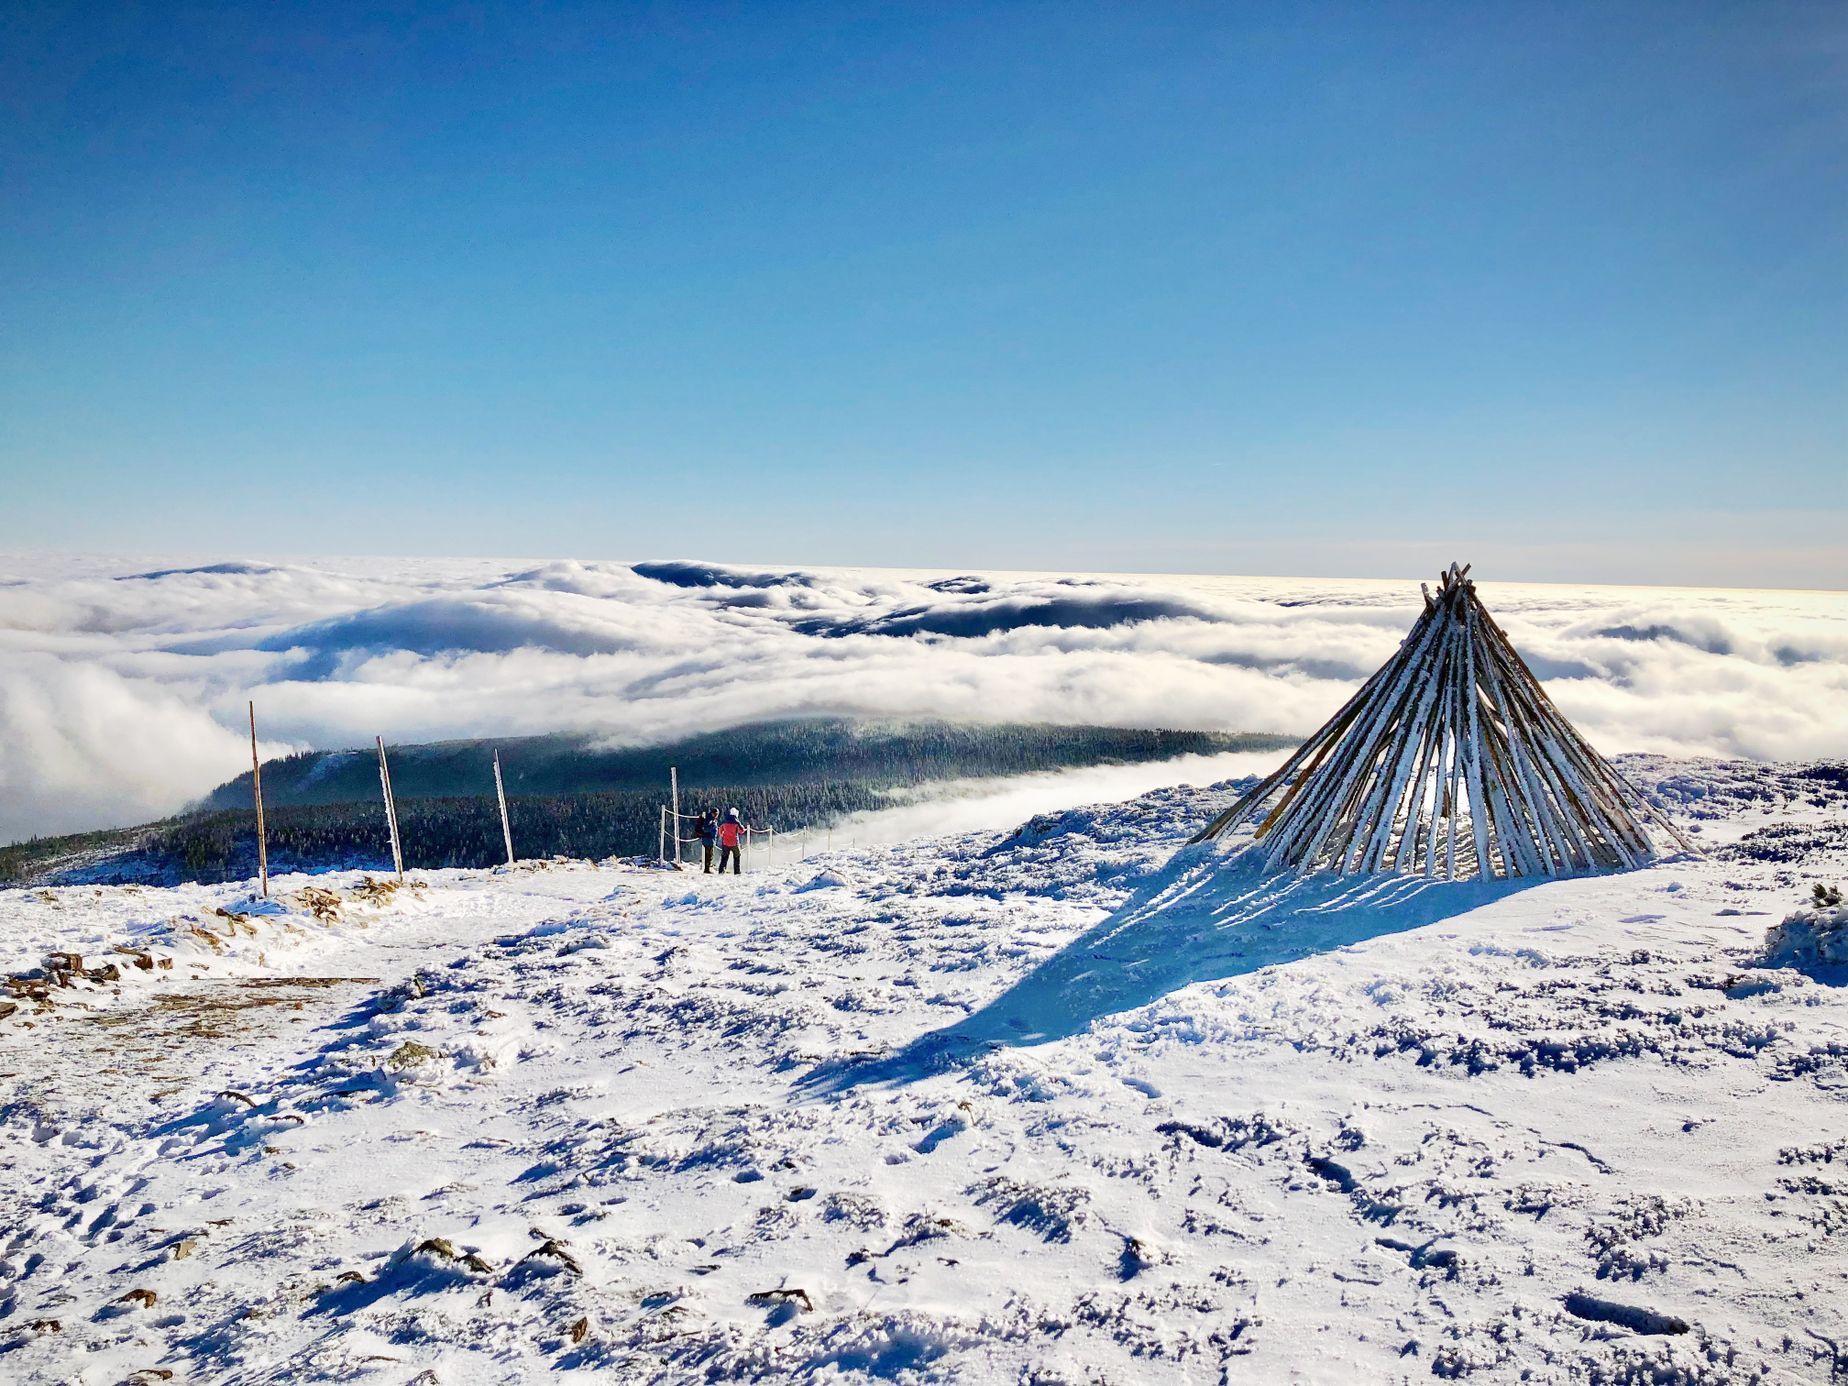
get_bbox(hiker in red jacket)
[716,808,746,874]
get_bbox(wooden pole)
[248,701,269,898]
[658,805,667,863]
[669,766,681,867]
[376,736,404,881]
[492,749,515,868]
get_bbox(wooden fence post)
[248,701,268,898]
[669,766,681,866]
[376,736,404,881]
[493,749,515,868]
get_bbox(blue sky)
[3,3,1843,587]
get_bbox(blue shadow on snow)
[799,841,1536,1096]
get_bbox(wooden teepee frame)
[1190,563,1693,880]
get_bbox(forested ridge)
[3,720,1289,886]
[198,718,1275,810]
[142,781,887,881]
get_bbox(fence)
[245,708,853,884]
[661,807,793,873]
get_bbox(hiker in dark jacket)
[716,808,745,874]
[696,809,718,873]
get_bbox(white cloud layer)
[0,553,1843,844]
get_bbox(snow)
[2,761,1845,1382]
[1764,899,1848,970]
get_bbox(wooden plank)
[1274,606,1448,871]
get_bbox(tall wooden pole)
[492,749,515,868]
[376,736,404,881]
[669,766,681,867]
[248,701,269,898]
[659,805,667,862]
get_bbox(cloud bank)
[0,554,1842,844]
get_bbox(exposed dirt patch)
[18,978,380,1103]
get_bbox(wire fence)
[660,806,851,873]
[238,713,858,883]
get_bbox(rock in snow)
[0,759,1845,1383]
[795,868,856,893]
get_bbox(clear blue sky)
[3,3,1843,586]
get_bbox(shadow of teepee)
[797,839,1538,1097]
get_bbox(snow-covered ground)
[2,758,1845,1383]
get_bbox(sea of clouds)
[0,553,1843,845]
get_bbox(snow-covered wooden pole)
[376,736,404,881]
[248,701,269,898]
[492,749,515,868]
[658,805,667,863]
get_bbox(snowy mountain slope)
[1,761,1845,1384]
